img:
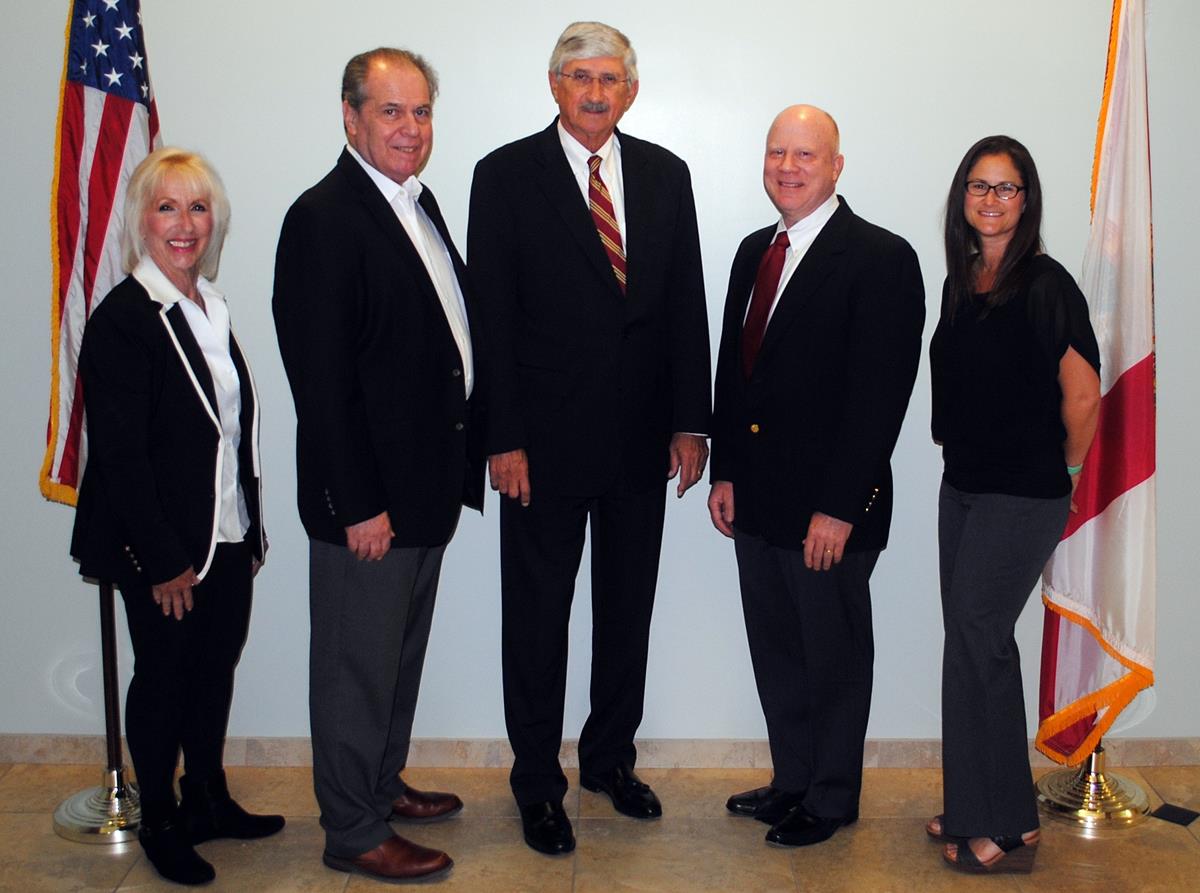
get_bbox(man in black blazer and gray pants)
[468,21,711,855]
[709,106,924,848]
[273,48,483,884]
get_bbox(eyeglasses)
[965,180,1025,200]
[558,69,630,90]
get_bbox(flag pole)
[1035,740,1149,832]
[52,581,141,844]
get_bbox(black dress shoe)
[178,771,286,844]
[580,764,662,819]
[138,818,216,885]
[519,801,575,855]
[725,785,807,824]
[765,805,859,847]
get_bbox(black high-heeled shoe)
[943,830,1040,874]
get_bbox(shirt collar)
[556,119,620,168]
[346,143,423,206]
[132,255,223,308]
[777,192,841,243]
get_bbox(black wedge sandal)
[943,831,1040,874]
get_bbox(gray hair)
[342,47,439,110]
[122,147,230,280]
[548,21,638,83]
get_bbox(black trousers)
[309,539,446,858]
[119,541,253,823]
[500,485,666,806]
[939,482,1069,838]
[734,531,879,819]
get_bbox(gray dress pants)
[308,539,446,857]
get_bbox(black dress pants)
[119,541,253,823]
[500,484,666,806]
[734,531,879,819]
[938,482,1069,838]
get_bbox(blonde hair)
[122,147,230,279]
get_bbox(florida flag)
[40,0,160,505]
[1036,0,1156,765]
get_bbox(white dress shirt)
[557,121,627,243]
[347,145,474,398]
[133,256,250,544]
[749,192,841,324]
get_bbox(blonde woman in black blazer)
[71,147,282,886]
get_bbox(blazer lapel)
[162,304,220,425]
[532,122,623,297]
[335,150,444,312]
[618,131,649,298]
[755,199,852,366]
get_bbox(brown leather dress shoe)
[323,834,453,883]
[390,786,464,823]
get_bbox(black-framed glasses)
[558,69,630,90]
[965,180,1025,200]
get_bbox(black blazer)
[70,275,265,586]
[710,198,925,552]
[273,150,485,548]
[468,121,711,496]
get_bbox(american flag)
[40,0,160,505]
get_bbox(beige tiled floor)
[0,763,1196,891]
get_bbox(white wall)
[2,0,1197,744]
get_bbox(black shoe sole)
[522,833,576,856]
[322,852,453,883]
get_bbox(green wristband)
[1067,463,1084,475]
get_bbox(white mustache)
[581,101,610,113]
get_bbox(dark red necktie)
[741,231,790,377]
[588,155,626,293]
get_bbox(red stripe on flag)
[80,95,134,313]
[56,82,84,308]
[1038,609,1097,758]
[57,95,136,487]
[1061,352,1155,539]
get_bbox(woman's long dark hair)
[943,135,1043,319]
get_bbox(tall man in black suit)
[273,48,483,883]
[709,106,924,848]
[468,21,712,855]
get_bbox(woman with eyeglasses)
[926,135,1101,874]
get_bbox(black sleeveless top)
[930,254,1101,498]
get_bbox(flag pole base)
[1035,744,1149,832]
[53,768,141,845]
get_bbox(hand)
[489,449,531,507]
[802,511,853,571]
[667,433,709,498]
[345,511,394,561]
[152,567,200,621]
[251,558,263,578]
[1070,469,1082,513]
[708,481,735,538]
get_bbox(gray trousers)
[309,539,446,857]
[938,482,1069,839]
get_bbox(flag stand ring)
[1035,742,1149,832]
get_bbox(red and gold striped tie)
[588,155,626,293]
